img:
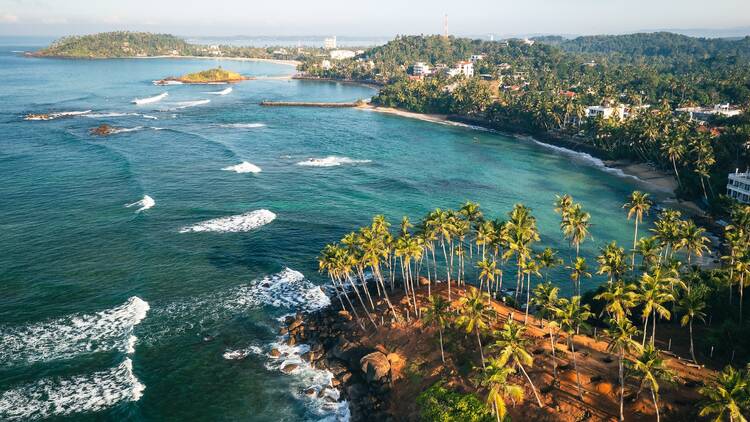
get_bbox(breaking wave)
[0,359,145,420]
[296,156,372,167]
[132,92,168,105]
[24,110,92,121]
[218,123,266,129]
[125,195,155,213]
[524,136,642,181]
[179,209,275,233]
[206,87,232,95]
[85,112,141,118]
[222,161,262,174]
[0,297,149,367]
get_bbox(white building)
[586,105,626,120]
[412,62,431,76]
[324,36,337,50]
[728,170,750,204]
[320,60,332,70]
[470,54,485,63]
[448,61,474,77]
[677,104,743,120]
[329,49,356,60]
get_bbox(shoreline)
[30,53,300,67]
[358,104,680,197]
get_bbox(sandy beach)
[126,55,300,67]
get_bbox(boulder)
[280,363,299,374]
[269,348,281,358]
[360,351,390,383]
[419,276,430,286]
[90,124,114,136]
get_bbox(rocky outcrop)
[283,309,395,422]
[90,124,115,136]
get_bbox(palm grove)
[301,33,750,206]
[318,196,750,421]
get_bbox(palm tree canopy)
[699,365,750,422]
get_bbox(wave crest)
[179,209,275,233]
[222,162,262,174]
[132,92,168,105]
[296,156,372,167]
[125,195,155,213]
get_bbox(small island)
[155,67,251,85]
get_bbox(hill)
[34,31,197,58]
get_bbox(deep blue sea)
[0,40,658,421]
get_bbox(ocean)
[0,41,656,421]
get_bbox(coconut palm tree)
[678,219,710,266]
[624,191,653,268]
[561,203,591,258]
[476,219,496,261]
[422,295,451,363]
[651,209,683,260]
[554,296,593,400]
[460,201,483,258]
[675,284,708,363]
[478,259,501,296]
[430,209,456,300]
[503,204,540,302]
[699,365,749,422]
[536,247,563,282]
[639,267,678,346]
[532,282,562,382]
[596,241,627,284]
[636,236,662,271]
[630,343,675,422]
[478,357,524,422]
[734,253,750,322]
[604,317,643,422]
[457,287,495,369]
[491,320,544,408]
[567,257,591,296]
[554,194,573,220]
[595,281,640,323]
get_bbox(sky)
[1,0,749,38]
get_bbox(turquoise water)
[0,42,655,421]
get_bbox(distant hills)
[34,32,197,58]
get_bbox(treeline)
[319,196,750,421]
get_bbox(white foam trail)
[206,87,232,95]
[142,115,158,120]
[153,80,183,85]
[222,161,262,174]
[169,99,210,110]
[0,297,149,367]
[296,156,372,167]
[524,136,642,181]
[85,112,141,118]
[179,209,275,233]
[132,92,168,105]
[0,359,145,420]
[24,110,92,121]
[125,195,155,213]
[218,123,266,129]
[110,126,145,134]
[223,345,263,360]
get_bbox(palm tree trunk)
[439,328,445,363]
[476,327,486,369]
[632,220,639,269]
[524,272,532,325]
[518,361,544,407]
[441,240,451,301]
[652,309,657,345]
[549,325,558,384]
[642,314,649,346]
[570,336,583,400]
[346,275,378,329]
[651,388,660,422]
[689,318,696,363]
[374,267,398,321]
[619,352,625,422]
[358,267,376,310]
[672,157,681,188]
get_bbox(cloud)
[0,13,19,23]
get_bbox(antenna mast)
[443,14,448,38]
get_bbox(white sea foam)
[222,161,262,174]
[132,92,168,105]
[24,110,92,121]
[125,195,155,213]
[244,336,349,421]
[142,114,158,120]
[222,345,263,360]
[0,297,149,367]
[524,136,642,181]
[206,87,233,95]
[179,209,275,233]
[0,359,145,420]
[218,123,266,129]
[296,156,372,167]
[169,99,210,110]
[152,80,183,85]
[85,112,141,118]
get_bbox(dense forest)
[302,33,750,207]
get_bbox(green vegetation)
[177,68,245,83]
[303,33,750,206]
[319,193,750,419]
[416,382,494,422]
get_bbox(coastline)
[31,53,300,67]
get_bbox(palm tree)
[554,194,573,220]
[478,259,501,296]
[536,247,562,282]
[478,357,524,422]
[491,320,544,408]
[639,267,678,346]
[503,204,540,302]
[555,296,593,400]
[457,287,494,369]
[636,236,662,271]
[567,257,591,296]
[533,283,561,382]
[561,203,591,258]
[422,295,451,363]
[660,136,685,188]
[430,209,456,300]
[624,191,653,268]
[699,365,749,422]
[631,344,675,422]
[678,219,710,266]
[734,253,750,322]
[460,201,483,258]
[595,281,640,323]
[675,284,708,363]
[604,317,643,422]
[596,241,627,284]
